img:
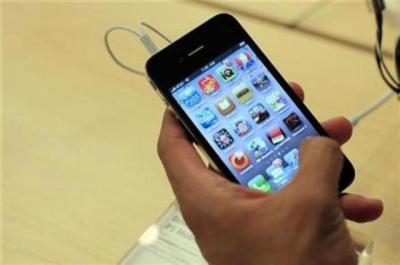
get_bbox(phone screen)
[170,42,320,192]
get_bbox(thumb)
[293,137,344,197]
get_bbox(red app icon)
[229,151,251,171]
[267,125,286,145]
[198,74,220,95]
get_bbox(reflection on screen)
[171,43,319,192]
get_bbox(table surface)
[2,2,399,264]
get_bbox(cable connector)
[139,28,159,55]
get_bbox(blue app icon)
[196,107,218,129]
[177,86,202,108]
[283,148,299,170]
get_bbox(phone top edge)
[145,13,240,83]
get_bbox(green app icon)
[248,175,271,193]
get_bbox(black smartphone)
[146,14,354,192]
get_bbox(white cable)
[104,25,146,75]
[104,22,171,75]
[350,90,395,126]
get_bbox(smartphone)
[146,14,354,192]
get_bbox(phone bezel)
[146,13,354,191]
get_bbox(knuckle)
[301,137,341,157]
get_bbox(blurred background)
[2,1,399,264]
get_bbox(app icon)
[229,151,251,171]
[216,60,237,83]
[195,107,218,129]
[283,112,304,132]
[248,175,271,192]
[198,74,220,95]
[213,128,234,150]
[266,91,287,112]
[251,73,271,92]
[266,158,287,180]
[176,86,202,108]
[235,51,255,70]
[214,96,236,116]
[249,103,270,124]
[232,118,252,137]
[267,125,286,145]
[283,148,299,170]
[247,137,268,159]
[233,82,254,104]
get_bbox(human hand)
[157,83,383,265]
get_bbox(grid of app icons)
[172,44,317,191]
